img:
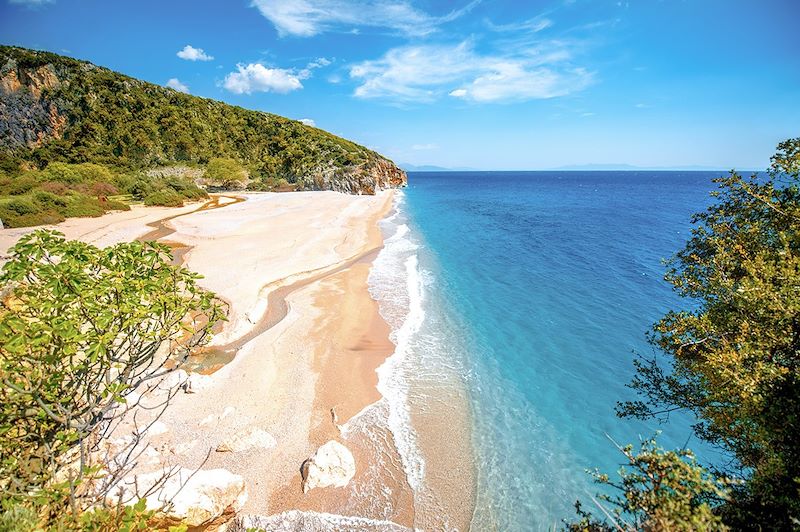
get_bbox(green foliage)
[0,45,397,190]
[0,500,39,532]
[204,158,247,189]
[62,195,105,218]
[37,162,114,184]
[615,138,800,528]
[564,438,731,531]
[0,161,201,227]
[144,189,185,207]
[0,230,225,524]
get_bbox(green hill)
[0,45,406,196]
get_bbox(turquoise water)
[396,171,726,530]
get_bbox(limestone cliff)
[0,46,407,194]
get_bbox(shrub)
[0,176,37,195]
[564,438,731,531]
[99,198,131,211]
[144,189,184,207]
[89,181,119,197]
[39,180,70,195]
[127,176,157,200]
[63,195,105,217]
[13,211,65,226]
[179,184,208,200]
[0,197,38,215]
[205,158,247,189]
[0,204,65,228]
[32,190,68,209]
[39,162,115,184]
[0,230,224,528]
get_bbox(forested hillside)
[0,45,405,195]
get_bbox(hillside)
[0,45,406,194]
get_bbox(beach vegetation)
[143,188,186,207]
[0,161,204,227]
[0,230,225,529]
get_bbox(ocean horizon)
[374,170,733,530]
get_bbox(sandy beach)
[0,191,475,530]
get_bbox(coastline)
[0,190,477,529]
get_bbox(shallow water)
[393,171,729,530]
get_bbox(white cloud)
[467,64,591,102]
[350,42,476,102]
[177,45,214,62]
[412,143,437,150]
[350,41,593,103]
[166,78,190,93]
[251,0,479,37]
[299,118,316,126]
[487,16,553,33]
[223,63,303,94]
[298,57,332,79]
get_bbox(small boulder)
[301,440,355,494]
[216,428,276,453]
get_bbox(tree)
[564,437,731,531]
[203,158,247,190]
[613,138,800,528]
[0,230,225,527]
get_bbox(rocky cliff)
[0,46,407,194]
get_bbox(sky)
[1,0,798,170]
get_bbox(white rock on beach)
[301,440,356,494]
[108,467,248,528]
[216,428,277,453]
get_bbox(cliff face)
[0,60,67,151]
[0,46,406,194]
[303,157,408,194]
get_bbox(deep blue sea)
[389,171,728,530]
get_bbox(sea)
[367,171,731,531]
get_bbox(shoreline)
[0,190,477,529]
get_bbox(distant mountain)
[0,45,406,194]
[400,163,477,172]
[554,163,758,172]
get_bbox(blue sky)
[2,0,798,170]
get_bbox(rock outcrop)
[108,467,247,529]
[300,440,356,493]
[301,157,407,195]
[0,58,67,151]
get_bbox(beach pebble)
[301,440,356,493]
